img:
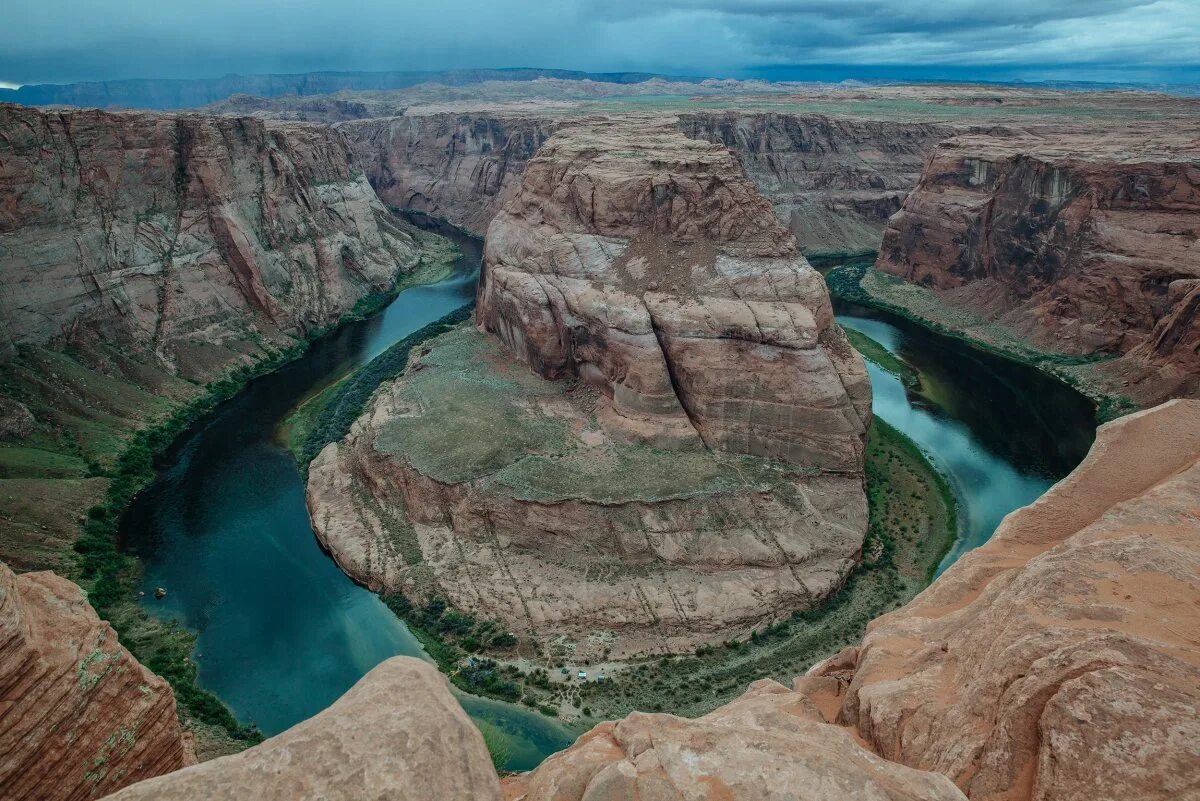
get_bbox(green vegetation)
[287,305,476,466]
[843,327,920,388]
[826,259,1135,421]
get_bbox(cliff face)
[0,104,423,380]
[477,117,871,469]
[335,110,952,257]
[339,114,556,235]
[678,112,955,256]
[0,562,191,801]
[876,130,1200,404]
[306,118,870,657]
[105,657,502,801]
[801,398,1200,800]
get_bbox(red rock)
[0,562,191,801]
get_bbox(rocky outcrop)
[876,129,1200,404]
[504,678,966,801]
[799,398,1200,800]
[679,112,955,256]
[307,118,870,657]
[0,561,191,801]
[105,657,502,801]
[339,113,556,235]
[477,117,871,469]
[0,104,423,379]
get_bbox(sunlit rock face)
[104,657,503,801]
[802,398,1200,801]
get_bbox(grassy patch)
[287,305,476,467]
[844,328,919,389]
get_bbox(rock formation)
[504,678,967,801]
[340,113,555,234]
[0,104,423,379]
[678,112,954,257]
[104,657,502,801]
[0,561,191,801]
[876,129,1200,404]
[307,118,871,657]
[798,398,1200,800]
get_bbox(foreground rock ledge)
[104,657,502,801]
[0,561,192,801]
[307,118,871,656]
[802,398,1200,801]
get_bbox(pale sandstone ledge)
[103,658,502,801]
[0,561,192,801]
[800,398,1200,801]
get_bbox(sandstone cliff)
[336,109,955,258]
[0,103,423,379]
[876,129,1200,405]
[798,398,1200,800]
[504,678,966,801]
[0,561,191,801]
[339,113,556,235]
[679,112,954,257]
[104,657,502,801]
[307,118,871,656]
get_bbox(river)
[118,223,1097,772]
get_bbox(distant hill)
[0,67,702,110]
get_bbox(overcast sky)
[2,0,1198,86]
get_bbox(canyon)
[0,76,1197,801]
[307,118,872,657]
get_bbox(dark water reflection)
[119,214,574,770]
[834,300,1097,572]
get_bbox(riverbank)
[0,220,461,760]
[824,258,1137,422]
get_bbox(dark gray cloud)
[1,0,1196,85]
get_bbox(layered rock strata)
[678,112,954,256]
[335,109,954,256]
[0,561,192,801]
[308,119,871,656]
[339,113,556,233]
[876,129,1200,404]
[0,104,423,379]
[476,117,872,469]
[796,398,1200,800]
[105,657,502,801]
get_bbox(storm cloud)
[2,0,1197,85]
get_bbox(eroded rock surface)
[802,398,1200,801]
[105,657,502,801]
[504,678,966,801]
[477,117,871,470]
[307,119,870,657]
[876,129,1200,405]
[0,561,191,801]
[0,104,422,379]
